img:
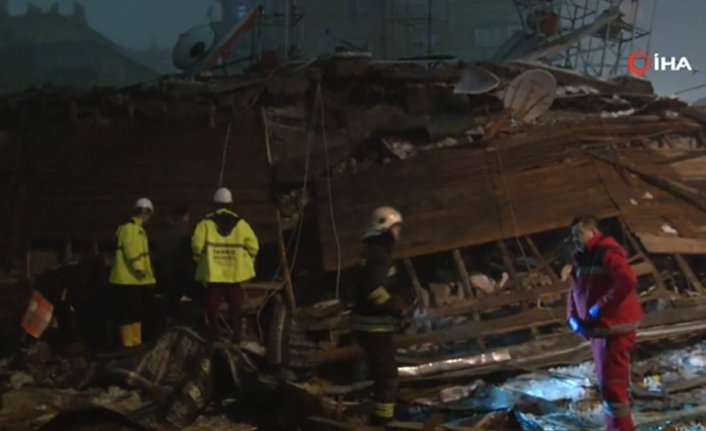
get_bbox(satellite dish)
[503,69,556,122]
[173,25,216,71]
[454,64,500,95]
[619,0,639,26]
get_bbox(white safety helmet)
[363,206,402,238]
[135,197,154,212]
[214,187,233,204]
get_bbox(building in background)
[210,0,650,78]
[0,1,158,96]
[230,0,520,61]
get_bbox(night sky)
[6,0,706,101]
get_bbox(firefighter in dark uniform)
[352,206,412,426]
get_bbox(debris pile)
[2,57,706,429]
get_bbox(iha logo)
[627,51,693,76]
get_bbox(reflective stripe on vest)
[374,402,395,419]
[352,314,398,332]
[204,241,256,257]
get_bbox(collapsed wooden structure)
[2,58,706,384]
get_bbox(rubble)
[2,56,706,429]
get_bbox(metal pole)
[284,0,289,62]
[427,0,432,57]
[646,0,658,54]
[625,0,640,74]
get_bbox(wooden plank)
[622,227,668,293]
[674,254,706,294]
[449,250,485,347]
[496,240,518,280]
[307,307,564,363]
[425,281,569,319]
[638,234,706,255]
[590,151,706,214]
[631,261,655,277]
[451,249,474,299]
[308,299,706,364]
[403,258,425,304]
[275,210,297,311]
[421,414,445,431]
[307,416,377,431]
[319,153,619,271]
[525,236,561,284]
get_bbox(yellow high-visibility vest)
[109,217,156,285]
[192,209,259,283]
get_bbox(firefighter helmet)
[364,206,402,238]
[214,187,233,204]
[135,197,154,212]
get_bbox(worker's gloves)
[588,304,601,319]
[568,317,590,339]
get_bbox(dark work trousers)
[592,331,636,431]
[205,283,244,341]
[117,285,146,325]
[114,285,154,347]
[356,331,399,424]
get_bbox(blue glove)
[589,304,601,319]
[568,317,589,338]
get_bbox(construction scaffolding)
[513,0,654,77]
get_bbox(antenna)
[453,64,500,95]
[172,25,216,71]
[503,69,556,122]
[172,4,263,76]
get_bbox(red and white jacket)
[567,233,643,335]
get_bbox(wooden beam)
[451,249,475,299]
[638,234,706,255]
[496,240,519,281]
[307,307,564,363]
[308,302,706,364]
[403,258,425,304]
[275,210,296,311]
[420,414,445,431]
[589,151,706,214]
[622,225,668,294]
[674,254,706,294]
[425,281,569,319]
[524,236,561,284]
[449,250,485,347]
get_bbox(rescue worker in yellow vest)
[352,206,412,426]
[192,187,259,342]
[109,197,156,348]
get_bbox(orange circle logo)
[627,51,653,76]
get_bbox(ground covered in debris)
[388,340,706,430]
[5,330,706,430]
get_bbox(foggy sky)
[7,0,706,101]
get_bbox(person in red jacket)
[567,215,643,431]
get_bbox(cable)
[288,80,321,272]
[319,89,342,299]
[255,77,324,339]
[493,142,532,274]
[218,121,233,187]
